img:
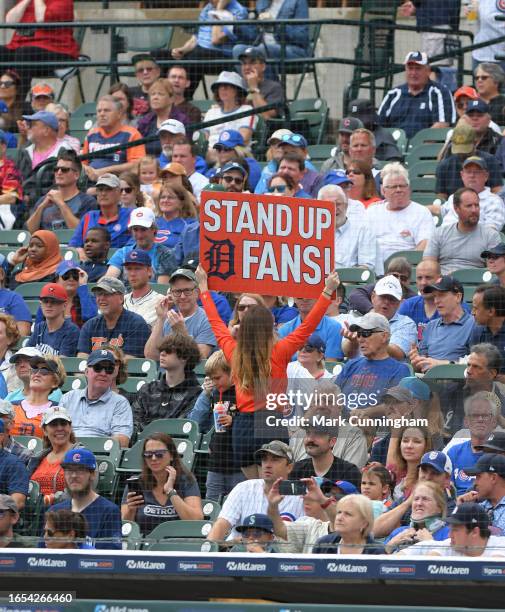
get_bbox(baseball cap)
[61,448,97,471]
[87,349,115,367]
[423,275,464,296]
[160,162,186,177]
[462,155,488,171]
[399,376,431,401]
[128,206,156,229]
[124,249,152,267]
[348,98,378,125]
[465,99,490,114]
[267,129,293,145]
[322,169,353,187]
[239,47,266,62]
[57,260,82,276]
[22,111,58,131]
[91,276,126,295]
[0,400,13,417]
[374,275,403,301]
[349,311,390,333]
[169,268,197,284]
[221,161,248,176]
[280,133,308,148]
[0,494,18,513]
[40,283,68,302]
[236,513,274,534]
[465,453,505,478]
[131,53,159,66]
[31,83,54,98]
[304,333,326,353]
[9,347,42,364]
[419,451,453,475]
[338,116,364,134]
[404,51,429,65]
[481,244,505,259]
[29,356,59,374]
[214,129,244,150]
[42,406,72,426]
[474,431,505,453]
[445,502,489,530]
[96,173,121,189]
[454,86,479,101]
[324,480,359,496]
[383,386,414,404]
[202,183,226,192]
[158,119,186,136]
[254,440,294,463]
[210,71,247,94]
[451,123,475,154]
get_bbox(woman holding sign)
[195,264,340,479]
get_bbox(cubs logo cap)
[61,448,97,471]
[124,249,152,267]
[419,451,453,475]
[128,206,156,229]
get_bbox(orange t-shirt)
[11,401,53,438]
[31,456,65,496]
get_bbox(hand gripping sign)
[200,192,335,297]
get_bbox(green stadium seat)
[191,129,209,158]
[0,230,30,247]
[191,99,213,114]
[201,498,221,521]
[15,282,48,300]
[144,519,213,546]
[336,267,375,284]
[13,436,43,454]
[325,362,343,376]
[289,23,322,99]
[60,357,87,376]
[18,480,43,536]
[69,102,96,142]
[62,375,86,392]
[289,98,329,145]
[149,283,169,296]
[145,540,218,552]
[96,458,118,498]
[384,250,424,271]
[121,520,142,550]
[125,358,158,381]
[383,127,408,157]
[194,360,207,384]
[412,192,438,206]
[138,418,201,448]
[307,144,337,162]
[408,127,450,150]
[119,377,148,393]
[405,143,443,167]
[423,364,466,380]
[77,436,122,467]
[24,301,40,317]
[451,268,496,285]
[60,247,80,261]
[53,229,76,245]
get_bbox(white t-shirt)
[366,201,435,263]
[282,516,330,554]
[219,479,304,540]
[441,187,505,231]
[474,0,505,62]
[124,290,165,327]
[189,171,209,203]
[398,535,505,557]
[204,104,258,148]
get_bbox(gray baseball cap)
[96,173,121,189]
[383,386,415,404]
[254,440,294,463]
[0,494,18,512]
[0,400,13,417]
[349,312,390,333]
[91,276,126,295]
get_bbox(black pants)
[152,46,232,99]
[0,45,76,99]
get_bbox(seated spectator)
[171,141,209,203]
[259,294,297,328]
[52,261,97,328]
[145,268,216,361]
[26,283,80,357]
[78,278,150,359]
[69,174,133,252]
[238,47,284,119]
[0,420,28,509]
[121,433,202,535]
[48,448,121,549]
[360,465,394,515]
[275,153,311,199]
[27,150,98,233]
[167,65,202,125]
[204,72,257,150]
[138,156,162,200]
[348,128,381,179]
[482,244,505,288]
[345,158,381,207]
[0,265,30,337]
[254,128,294,194]
[128,54,161,115]
[44,509,90,549]
[10,354,64,438]
[424,188,501,275]
[29,83,55,112]
[385,481,449,553]
[409,276,475,372]
[137,79,189,157]
[277,134,322,197]
[320,117,364,174]
[474,63,505,126]
[79,227,110,283]
[461,100,502,156]
[313,494,386,554]
[210,129,261,191]
[82,96,146,183]
[267,172,297,198]
[45,103,80,154]
[0,400,33,465]
[123,250,164,327]
[378,51,455,139]
[6,348,62,404]
[0,69,31,135]
[28,406,80,506]
[106,207,175,283]
[207,441,304,543]
[9,230,62,289]
[320,170,367,223]
[366,163,434,265]
[133,332,201,432]
[118,172,154,210]
[60,350,132,446]
[154,183,198,249]
[388,425,432,503]
[218,161,249,193]
[0,493,28,547]
[464,453,505,535]
[471,285,505,365]
[319,184,378,273]
[0,314,21,395]
[435,124,503,200]
[400,377,445,450]
[0,130,22,230]
[156,119,186,166]
[336,312,411,402]
[232,513,279,553]
[187,350,244,501]
[108,82,135,127]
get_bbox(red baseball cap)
[40,283,68,302]
[454,86,479,101]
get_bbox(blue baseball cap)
[324,480,358,496]
[445,503,489,530]
[280,133,307,148]
[419,451,452,475]
[399,376,431,401]
[236,513,274,534]
[465,99,490,114]
[21,110,58,131]
[304,333,326,353]
[87,349,115,367]
[124,249,152,267]
[322,169,353,187]
[57,260,82,276]
[220,161,248,177]
[61,448,97,471]
[214,129,244,150]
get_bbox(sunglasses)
[237,303,254,312]
[268,185,287,193]
[143,449,170,459]
[222,175,244,186]
[0,509,12,518]
[300,345,318,353]
[475,75,490,81]
[91,363,115,374]
[356,329,383,338]
[41,298,63,305]
[30,367,53,376]
[44,528,58,537]
[47,419,70,427]
[346,169,363,175]
[54,166,73,174]
[0,81,14,88]
[96,186,114,193]
[62,271,79,281]
[120,187,133,194]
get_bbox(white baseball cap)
[267,129,293,145]
[374,275,402,301]
[127,207,156,229]
[158,119,186,136]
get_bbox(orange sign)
[200,191,335,297]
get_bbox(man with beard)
[48,448,121,549]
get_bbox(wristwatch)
[167,489,178,501]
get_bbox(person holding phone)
[121,433,203,535]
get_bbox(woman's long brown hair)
[140,433,195,490]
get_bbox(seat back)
[146,519,213,543]
[121,520,142,550]
[0,230,30,247]
[117,25,174,52]
[408,127,450,150]
[406,143,443,167]
[336,267,375,284]
[138,419,200,447]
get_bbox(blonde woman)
[154,183,197,249]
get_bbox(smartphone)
[279,480,307,496]
[126,475,143,496]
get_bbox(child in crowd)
[361,465,394,518]
[138,156,162,201]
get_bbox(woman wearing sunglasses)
[267,173,297,198]
[121,432,203,534]
[44,509,91,549]
[118,172,154,210]
[228,293,267,338]
[0,69,31,134]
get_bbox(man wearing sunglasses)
[60,350,132,448]
[27,150,98,233]
[218,161,248,193]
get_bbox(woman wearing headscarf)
[9,230,62,288]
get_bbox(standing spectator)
[128,54,161,115]
[320,117,364,174]
[10,230,62,288]
[167,66,202,125]
[238,47,284,119]
[0,130,22,230]
[123,250,164,327]
[79,227,110,283]
[473,63,505,126]
[471,286,505,364]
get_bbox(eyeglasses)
[0,81,14,88]
[120,187,133,194]
[346,169,363,175]
[356,329,383,338]
[136,66,155,74]
[62,271,79,281]
[468,413,494,421]
[0,510,12,518]
[54,166,73,174]
[300,345,318,353]
[222,175,244,186]
[475,75,490,81]
[41,298,62,305]
[30,367,53,376]
[91,363,115,374]
[170,288,195,297]
[143,449,170,459]
[268,185,287,193]
[237,303,254,312]
[391,272,409,283]
[384,184,408,191]
[44,528,58,537]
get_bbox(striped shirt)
[83,125,146,169]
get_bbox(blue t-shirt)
[0,372,7,400]
[447,440,483,495]
[272,305,299,326]
[6,388,62,403]
[399,295,471,342]
[156,217,196,250]
[49,496,121,549]
[26,318,80,356]
[78,309,151,357]
[0,288,31,323]
[278,315,344,361]
[162,306,216,348]
[108,242,176,281]
[0,448,29,496]
[69,207,133,248]
[198,292,232,325]
[419,311,475,361]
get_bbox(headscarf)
[15,230,62,283]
